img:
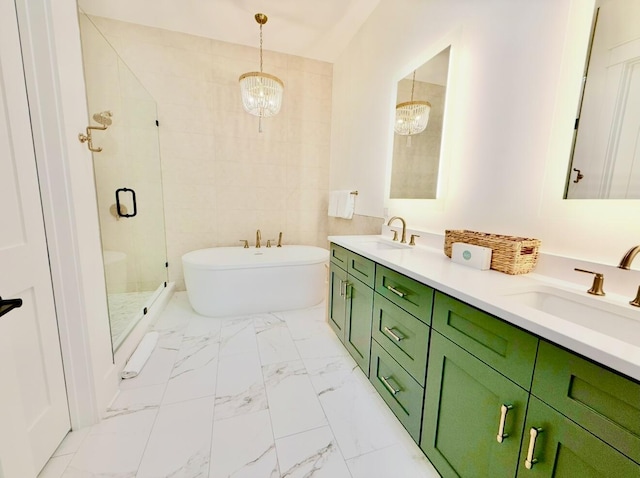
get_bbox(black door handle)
[0,297,23,319]
[115,188,137,218]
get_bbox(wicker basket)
[444,230,541,275]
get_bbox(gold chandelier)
[239,13,284,132]
[394,71,431,139]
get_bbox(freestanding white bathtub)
[182,245,329,317]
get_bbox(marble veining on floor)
[39,292,440,478]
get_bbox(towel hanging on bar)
[328,190,356,219]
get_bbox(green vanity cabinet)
[343,275,374,372]
[328,242,640,477]
[367,263,433,443]
[375,264,433,324]
[328,263,348,337]
[531,341,640,465]
[432,292,539,390]
[329,244,375,374]
[330,243,349,269]
[372,294,430,386]
[370,340,425,442]
[516,397,639,477]
[421,331,530,477]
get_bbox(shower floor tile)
[108,291,156,347]
[41,292,441,478]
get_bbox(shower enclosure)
[78,12,168,351]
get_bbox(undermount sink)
[502,284,640,345]
[353,237,411,250]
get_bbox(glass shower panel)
[78,12,168,351]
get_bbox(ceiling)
[78,0,382,63]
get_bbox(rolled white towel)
[121,331,159,379]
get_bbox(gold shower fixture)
[79,110,112,152]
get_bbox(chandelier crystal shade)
[239,13,284,131]
[239,72,284,117]
[394,71,431,136]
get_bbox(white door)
[0,0,70,476]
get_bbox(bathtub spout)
[256,229,261,248]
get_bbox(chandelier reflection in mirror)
[394,71,431,146]
[239,13,284,133]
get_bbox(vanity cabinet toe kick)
[327,241,640,478]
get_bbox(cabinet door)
[421,331,529,478]
[516,397,640,477]
[328,263,348,341]
[432,292,538,390]
[344,275,374,373]
[532,341,640,464]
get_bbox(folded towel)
[121,331,159,379]
[329,190,355,219]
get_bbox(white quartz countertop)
[329,235,640,382]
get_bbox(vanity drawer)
[532,340,640,464]
[347,251,375,288]
[369,340,424,442]
[330,243,349,269]
[432,292,538,390]
[374,265,433,324]
[372,294,430,386]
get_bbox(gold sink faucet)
[256,229,261,248]
[618,245,640,307]
[618,245,640,270]
[387,216,407,243]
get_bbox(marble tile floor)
[40,292,440,478]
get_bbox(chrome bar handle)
[380,376,401,395]
[386,285,406,298]
[525,427,543,469]
[496,404,513,443]
[383,326,404,342]
[344,281,351,299]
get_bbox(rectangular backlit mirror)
[389,46,450,199]
[565,0,640,199]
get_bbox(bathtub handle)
[239,240,249,248]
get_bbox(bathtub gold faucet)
[256,229,261,248]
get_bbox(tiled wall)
[88,16,333,289]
